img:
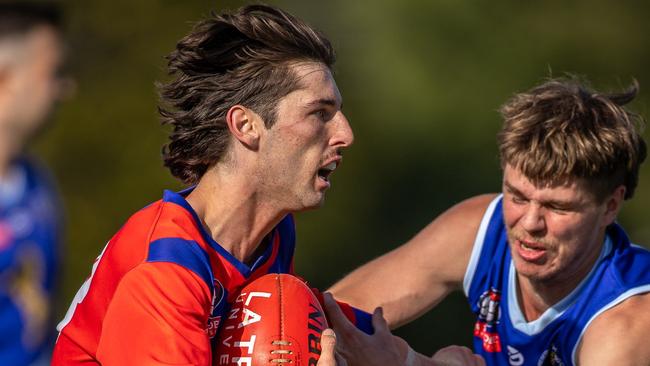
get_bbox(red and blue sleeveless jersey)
[464,195,650,366]
[53,188,372,365]
[52,189,296,365]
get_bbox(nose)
[520,203,546,234]
[331,111,354,148]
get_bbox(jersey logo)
[507,345,524,366]
[207,279,226,339]
[537,344,565,366]
[474,288,502,352]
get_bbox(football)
[214,273,328,366]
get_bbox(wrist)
[404,345,416,366]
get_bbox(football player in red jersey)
[52,5,363,365]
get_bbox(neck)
[185,166,287,265]
[516,232,606,321]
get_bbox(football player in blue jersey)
[328,78,650,366]
[0,3,69,366]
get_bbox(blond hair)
[498,78,646,201]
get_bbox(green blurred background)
[35,0,650,354]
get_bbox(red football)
[214,273,328,366]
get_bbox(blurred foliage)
[32,0,650,354]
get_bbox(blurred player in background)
[329,78,650,365]
[53,4,369,365]
[0,2,68,366]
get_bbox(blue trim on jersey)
[466,195,650,366]
[352,308,374,335]
[162,189,295,278]
[147,238,215,295]
[265,214,296,274]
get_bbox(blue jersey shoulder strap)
[464,195,508,305]
[561,224,650,364]
[147,237,215,296]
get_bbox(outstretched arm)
[577,292,650,366]
[329,194,496,327]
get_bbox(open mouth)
[521,241,544,251]
[517,239,547,262]
[317,161,337,182]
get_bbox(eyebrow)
[304,98,342,110]
[504,181,577,208]
[504,181,524,197]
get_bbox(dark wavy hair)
[158,4,335,184]
[498,77,646,201]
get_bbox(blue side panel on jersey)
[147,238,214,295]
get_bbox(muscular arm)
[329,194,496,328]
[577,293,650,366]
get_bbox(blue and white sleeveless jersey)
[0,158,62,366]
[463,195,650,366]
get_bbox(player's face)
[502,164,620,286]
[0,26,65,149]
[257,62,353,211]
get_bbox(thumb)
[317,328,338,366]
[371,306,390,334]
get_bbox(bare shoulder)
[446,193,497,224]
[577,292,650,366]
[407,193,497,251]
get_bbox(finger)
[371,306,391,334]
[474,354,486,366]
[322,292,358,334]
[316,328,337,366]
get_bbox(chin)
[289,194,325,212]
[514,262,559,284]
[303,197,326,211]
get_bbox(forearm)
[329,250,453,328]
[330,196,491,328]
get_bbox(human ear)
[225,105,260,150]
[0,67,12,107]
[603,185,626,225]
